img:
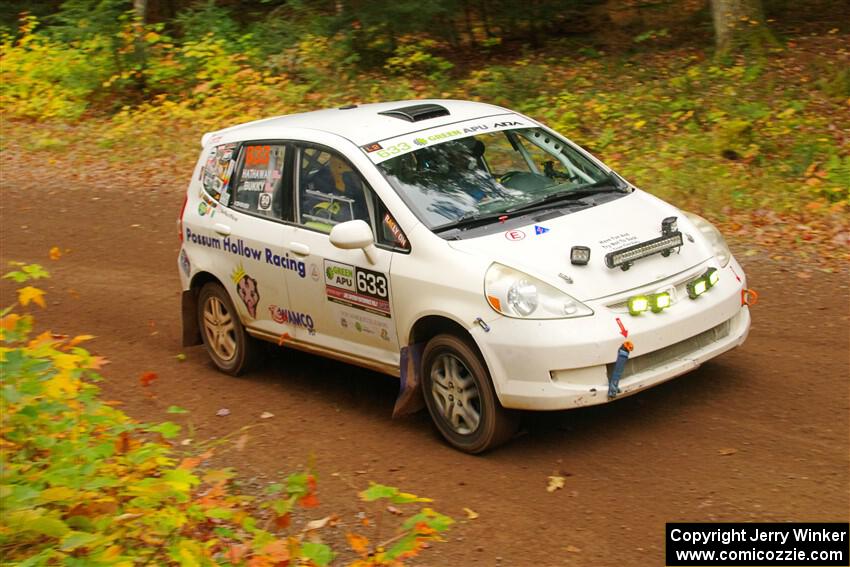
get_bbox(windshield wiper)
[432,210,509,233]
[506,181,626,214]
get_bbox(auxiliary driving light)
[628,295,650,316]
[650,291,672,312]
[687,268,720,300]
[687,278,708,299]
[570,246,591,265]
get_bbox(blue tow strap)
[608,343,633,399]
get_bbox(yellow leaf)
[347,532,370,555]
[633,120,646,130]
[49,246,62,260]
[18,286,46,308]
[45,372,79,398]
[0,313,20,330]
[40,486,76,503]
[546,475,565,493]
[68,334,96,347]
[463,507,479,520]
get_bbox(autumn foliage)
[0,261,453,565]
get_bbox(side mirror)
[329,220,378,264]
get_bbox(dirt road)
[1,147,848,566]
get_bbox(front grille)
[606,319,732,380]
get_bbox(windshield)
[375,127,622,230]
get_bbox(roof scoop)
[378,103,450,122]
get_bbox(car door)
[211,141,299,338]
[279,142,403,369]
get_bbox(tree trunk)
[133,0,148,21]
[710,0,777,55]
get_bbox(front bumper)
[471,261,751,410]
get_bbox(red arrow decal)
[616,317,629,338]
[730,265,742,282]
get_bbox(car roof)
[203,99,519,148]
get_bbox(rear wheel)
[421,334,519,453]
[198,282,258,376]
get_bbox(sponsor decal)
[534,225,550,235]
[324,260,391,318]
[184,228,306,278]
[382,212,409,249]
[324,260,355,290]
[310,263,320,281]
[268,305,315,334]
[179,249,191,277]
[338,308,392,341]
[258,193,272,211]
[198,202,210,216]
[599,232,639,251]
[505,229,526,241]
[231,263,259,318]
[365,117,530,164]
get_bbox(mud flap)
[182,289,202,347]
[392,343,425,418]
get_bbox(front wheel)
[421,334,519,453]
[197,282,258,376]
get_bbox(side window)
[297,146,372,233]
[377,202,410,252]
[231,144,287,219]
[201,143,238,202]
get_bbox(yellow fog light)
[650,292,672,312]
[628,295,650,316]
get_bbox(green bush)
[0,261,453,566]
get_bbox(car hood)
[446,191,713,301]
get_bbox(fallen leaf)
[347,533,370,555]
[175,353,187,362]
[139,371,158,387]
[216,408,231,417]
[260,411,274,419]
[387,505,403,516]
[565,545,581,553]
[718,448,738,456]
[547,475,566,493]
[49,246,62,260]
[463,507,479,520]
[234,434,249,451]
[305,515,336,531]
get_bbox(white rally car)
[178,100,753,453]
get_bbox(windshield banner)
[361,114,534,163]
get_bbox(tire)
[197,282,258,376]
[421,334,519,453]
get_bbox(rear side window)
[201,143,238,201]
[297,145,373,233]
[231,144,288,219]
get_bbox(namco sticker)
[504,229,526,241]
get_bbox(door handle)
[213,223,231,236]
[289,242,310,256]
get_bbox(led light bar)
[605,232,684,271]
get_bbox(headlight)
[683,211,731,267]
[484,263,593,319]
